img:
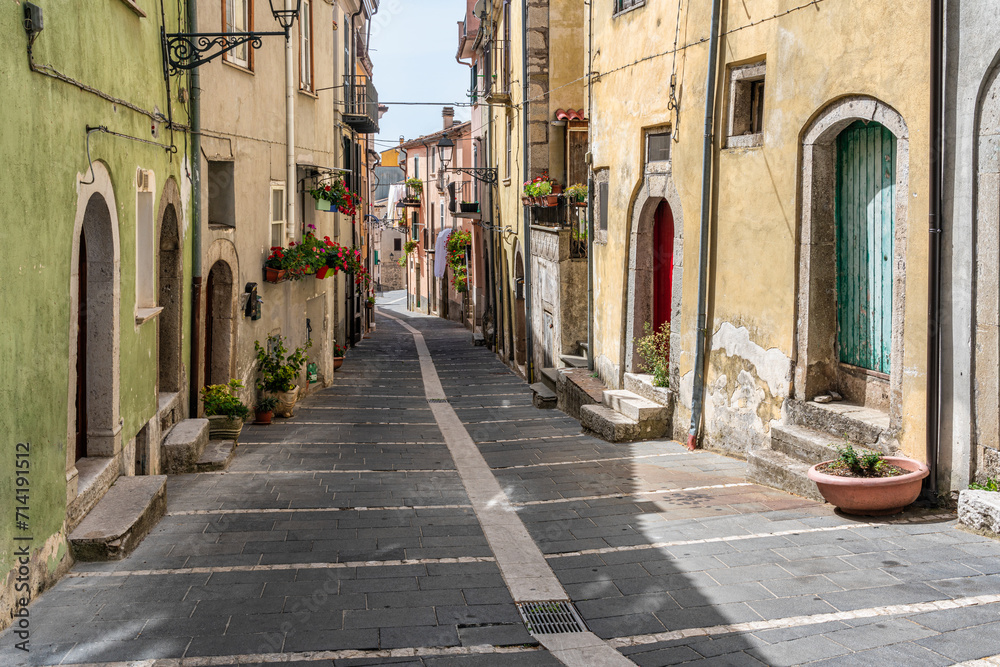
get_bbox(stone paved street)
[7,297,1000,666]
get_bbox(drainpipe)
[188,0,202,417]
[521,0,534,383]
[286,0,296,242]
[586,0,594,371]
[926,0,943,497]
[687,0,723,451]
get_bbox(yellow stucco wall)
[587,0,930,458]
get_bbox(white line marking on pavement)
[256,420,438,425]
[956,655,1000,666]
[380,309,634,667]
[515,482,753,506]
[53,643,540,666]
[167,504,472,516]
[238,441,444,446]
[494,452,689,469]
[609,593,1000,648]
[198,468,454,475]
[67,556,496,578]
[545,523,871,559]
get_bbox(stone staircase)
[581,389,669,443]
[68,475,167,561]
[160,418,239,474]
[748,399,892,502]
[530,367,560,409]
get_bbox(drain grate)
[517,600,587,635]
[428,398,449,403]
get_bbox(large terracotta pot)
[207,415,244,442]
[333,356,345,370]
[274,386,300,418]
[807,456,929,516]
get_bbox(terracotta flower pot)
[264,267,286,283]
[207,415,244,442]
[807,456,929,516]
[542,194,560,207]
[333,356,345,370]
[274,386,300,418]
[254,410,274,425]
[521,196,532,206]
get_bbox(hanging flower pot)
[333,356,345,370]
[521,196,532,206]
[542,194,560,207]
[264,267,287,283]
[316,265,331,280]
[315,198,333,212]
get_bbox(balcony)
[449,180,481,220]
[398,182,422,208]
[344,75,379,134]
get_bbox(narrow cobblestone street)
[7,296,1000,666]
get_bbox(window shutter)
[599,182,609,232]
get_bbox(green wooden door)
[835,121,895,374]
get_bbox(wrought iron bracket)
[443,166,499,187]
[161,27,287,76]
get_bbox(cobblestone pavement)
[6,298,1000,666]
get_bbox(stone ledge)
[958,490,1000,538]
[69,475,167,561]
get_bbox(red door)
[653,202,674,333]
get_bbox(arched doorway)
[158,203,183,393]
[653,202,675,336]
[204,261,235,387]
[514,249,527,367]
[75,193,118,459]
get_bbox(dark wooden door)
[75,232,88,461]
[653,201,674,334]
[204,269,216,388]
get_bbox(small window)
[394,237,402,252]
[223,0,252,69]
[207,160,236,227]
[414,156,420,180]
[647,131,671,163]
[430,148,435,173]
[599,182,609,234]
[136,170,156,309]
[270,183,285,248]
[506,117,512,178]
[614,0,645,16]
[727,61,766,148]
[299,0,314,92]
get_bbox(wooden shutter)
[835,121,895,374]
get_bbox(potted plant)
[635,321,670,388]
[523,179,541,206]
[537,180,559,207]
[310,179,360,216]
[254,396,279,425]
[264,247,291,283]
[404,239,418,255]
[460,201,479,214]
[255,334,312,418]
[807,445,929,516]
[333,342,347,370]
[566,183,588,207]
[201,379,250,441]
[405,177,423,201]
[365,295,375,310]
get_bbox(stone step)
[603,389,667,422]
[529,383,557,409]
[161,418,210,474]
[540,367,559,392]
[770,423,842,465]
[69,475,167,561]
[746,447,824,503]
[581,404,668,443]
[560,354,589,369]
[785,399,889,449]
[196,440,237,472]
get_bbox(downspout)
[521,0,534,383]
[286,0,296,243]
[926,0,944,497]
[687,0,723,451]
[188,0,202,417]
[586,0,594,371]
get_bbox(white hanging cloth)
[434,228,453,278]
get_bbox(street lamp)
[162,0,302,75]
[436,135,455,170]
[435,134,497,186]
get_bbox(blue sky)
[368,0,473,152]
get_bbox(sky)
[368,0,473,154]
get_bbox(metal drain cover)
[517,600,587,635]
[427,398,449,403]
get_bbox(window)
[223,0,252,69]
[270,183,286,248]
[136,169,156,309]
[394,237,402,252]
[430,203,435,238]
[299,0,313,92]
[726,61,766,148]
[613,0,645,15]
[440,199,445,229]
[599,181,609,240]
[470,63,478,104]
[502,1,511,93]
[430,148,435,174]
[414,156,420,180]
[647,131,671,163]
[207,160,236,227]
[506,117,512,179]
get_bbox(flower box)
[315,198,333,212]
[263,267,287,283]
[540,194,560,207]
[460,202,479,213]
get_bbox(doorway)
[158,204,182,393]
[652,201,674,336]
[204,261,234,387]
[514,250,527,367]
[76,230,88,462]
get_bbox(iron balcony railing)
[344,74,379,134]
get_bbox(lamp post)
[161,0,302,75]
[435,135,497,186]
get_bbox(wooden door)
[204,269,216,388]
[836,121,895,374]
[653,201,674,334]
[76,232,88,461]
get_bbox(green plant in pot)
[333,342,347,370]
[807,443,929,516]
[636,321,670,388]
[201,379,250,441]
[255,334,312,418]
[254,396,279,425]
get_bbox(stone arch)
[972,63,1000,478]
[202,239,239,390]
[513,246,527,367]
[157,178,184,395]
[66,161,122,487]
[623,170,685,387]
[795,95,909,431]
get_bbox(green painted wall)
[0,0,192,609]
